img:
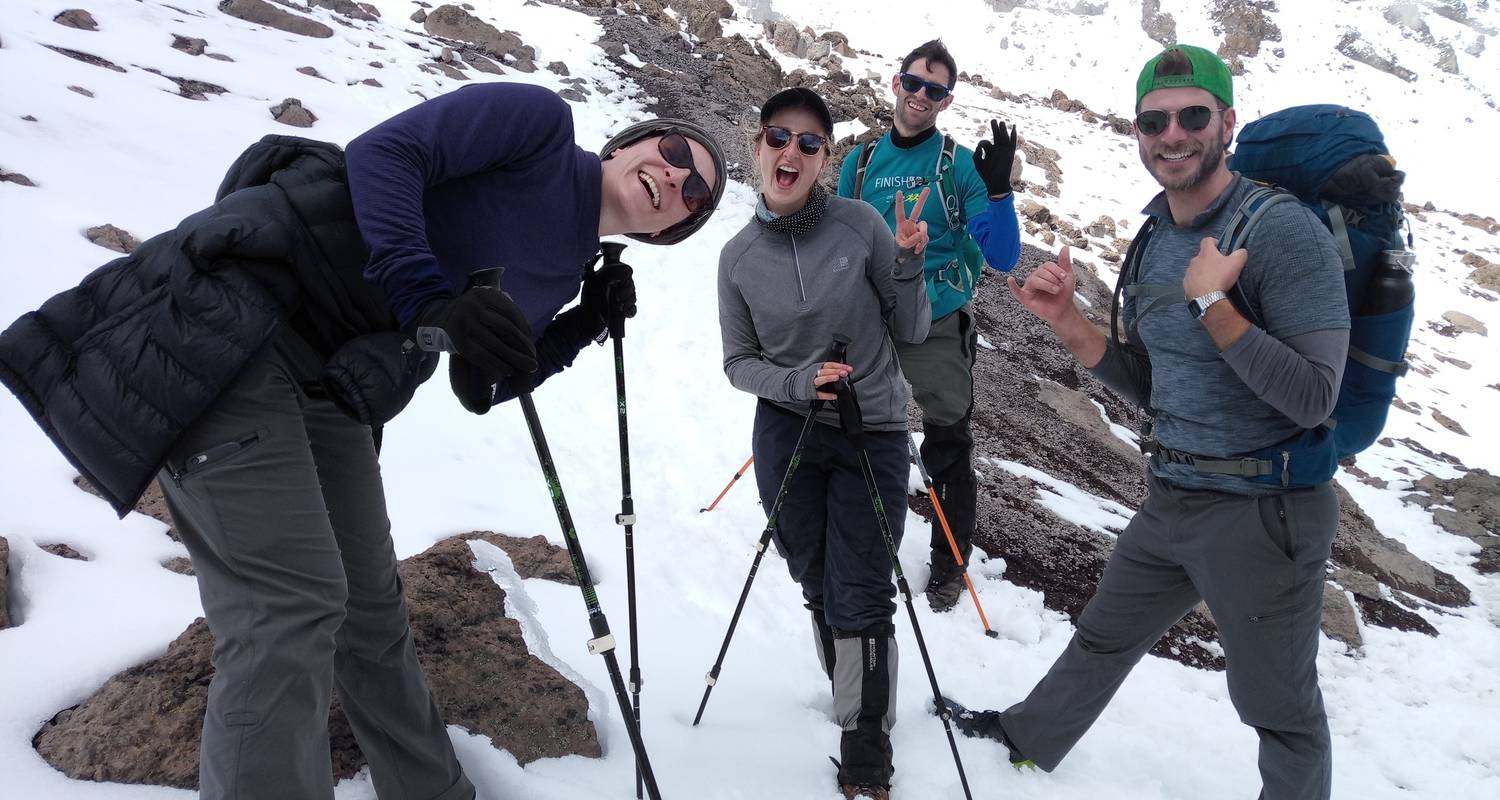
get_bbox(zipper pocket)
[170,430,264,484]
[1249,607,1299,624]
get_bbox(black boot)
[937,696,1033,768]
[832,623,897,789]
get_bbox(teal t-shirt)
[837,131,990,321]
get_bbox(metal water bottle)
[1359,249,1415,315]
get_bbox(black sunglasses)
[656,130,713,214]
[762,125,828,157]
[898,72,952,102]
[1134,105,1215,137]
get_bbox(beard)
[1141,139,1224,192]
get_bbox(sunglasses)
[898,72,952,102]
[762,125,828,157]
[1134,105,1215,137]
[656,130,713,214]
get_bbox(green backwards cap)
[1135,45,1233,109]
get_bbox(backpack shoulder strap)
[934,134,963,230]
[1217,185,1296,328]
[1111,216,1159,353]
[852,138,878,201]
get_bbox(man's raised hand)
[1007,245,1079,326]
[894,186,930,254]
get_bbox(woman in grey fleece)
[716,87,931,800]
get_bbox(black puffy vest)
[0,135,394,517]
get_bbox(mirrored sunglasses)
[762,125,828,157]
[1134,105,1214,137]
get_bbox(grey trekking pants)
[999,473,1337,800]
[158,330,474,800]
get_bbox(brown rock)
[421,61,469,81]
[217,0,334,39]
[141,68,228,100]
[68,85,95,97]
[1441,310,1487,335]
[461,50,503,74]
[1337,31,1418,82]
[1320,583,1362,649]
[1,170,36,187]
[171,34,207,55]
[1431,409,1468,436]
[424,4,536,68]
[1141,0,1177,47]
[85,224,142,254]
[270,97,317,128]
[546,60,569,76]
[41,543,88,561]
[1212,0,1281,73]
[412,9,428,22]
[162,557,195,576]
[54,9,100,31]
[0,536,10,629]
[1331,481,1471,608]
[33,535,599,788]
[205,52,234,62]
[309,0,380,21]
[43,45,126,72]
[359,78,382,87]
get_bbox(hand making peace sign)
[894,185,930,255]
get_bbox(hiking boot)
[841,785,890,800]
[924,556,965,612]
[936,697,1035,769]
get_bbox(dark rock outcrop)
[84,224,141,253]
[171,34,207,55]
[1142,0,1177,46]
[1212,0,1282,73]
[217,0,334,38]
[424,5,536,72]
[270,97,317,127]
[42,45,126,72]
[33,534,599,788]
[54,9,100,31]
[1338,31,1418,82]
[40,543,88,561]
[1,170,37,187]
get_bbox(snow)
[1,1,1498,798]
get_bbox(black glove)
[973,118,1019,199]
[411,287,538,379]
[579,260,637,336]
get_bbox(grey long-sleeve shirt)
[718,194,931,431]
[1099,174,1350,494]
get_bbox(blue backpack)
[1114,105,1416,487]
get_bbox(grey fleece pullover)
[718,194,931,431]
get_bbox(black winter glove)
[579,260,637,337]
[973,118,1019,199]
[411,287,538,379]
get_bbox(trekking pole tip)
[985,629,1000,639]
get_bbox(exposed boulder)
[424,5,536,72]
[54,9,100,31]
[462,50,504,74]
[43,45,126,72]
[217,0,334,38]
[84,224,141,253]
[270,97,317,127]
[1436,41,1461,74]
[40,543,88,561]
[1337,31,1418,82]
[668,0,732,41]
[1466,251,1500,292]
[1431,409,1469,436]
[1,169,36,187]
[1212,0,1282,74]
[1441,310,1488,335]
[33,534,599,788]
[1333,482,1471,606]
[170,34,207,55]
[0,536,9,629]
[309,0,380,21]
[1142,0,1177,47]
[1320,583,1362,649]
[141,68,228,100]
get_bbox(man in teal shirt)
[838,39,1022,610]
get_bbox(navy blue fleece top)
[345,82,604,331]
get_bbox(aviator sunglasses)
[897,72,952,102]
[656,130,714,214]
[1134,105,1215,137]
[762,125,829,157]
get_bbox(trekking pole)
[597,242,646,799]
[829,336,973,800]
[908,433,998,639]
[693,399,822,726]
[462,267,662,800]
[699,455,755,513]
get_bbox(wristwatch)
[1187,290,1228,320]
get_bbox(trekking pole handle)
[601,242,629,341]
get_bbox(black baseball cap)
[759,87,834,137]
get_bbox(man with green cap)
[942,45,1349,799]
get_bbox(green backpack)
[851,134,986,297]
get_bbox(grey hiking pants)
[1000,473,1337,800]
[896,306,978,562]
[158,330,474,800]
